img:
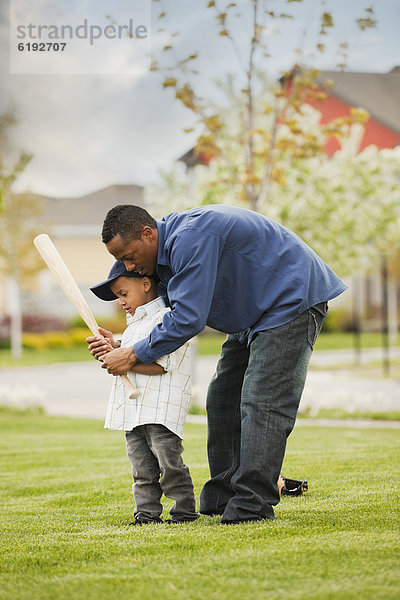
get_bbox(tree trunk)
[388,276,398,346]
[381,256,390,376]
[7,276,22,360]
[352,277,362,366]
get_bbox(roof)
[317,67,400,135]
[178,148,203,168]
[177,147,215,168]
[41,184,145,227]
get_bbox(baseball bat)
[33,234,140,399]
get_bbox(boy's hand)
[86,327,120,360]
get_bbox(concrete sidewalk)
[309,346,400,367]
[0,347,399,420]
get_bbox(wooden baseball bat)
[33,233,140,399]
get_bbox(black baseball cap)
[90,260,144,301]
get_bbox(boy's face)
[109,276,155,316]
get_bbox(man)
[88,204,347,524]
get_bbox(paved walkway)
[0,348,399,420]
[309,346,400,367]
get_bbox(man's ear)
[141,226,155,244]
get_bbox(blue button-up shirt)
[134,205,347,363]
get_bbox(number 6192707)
[18,42,67,51]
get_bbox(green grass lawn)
[1,414,399,600]
[0,345,91,367]
[1,331,398,367]
[314,331,398,351]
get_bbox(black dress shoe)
[164,516,199,524]
[129,517,163,526]
[199,509,224,516]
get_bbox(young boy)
[90,260,199,525]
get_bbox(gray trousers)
[125,424,198,521]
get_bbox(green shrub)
[69,327,92,344]
[322,308,354,333]
[68,313,126,333]
[22,328,91,350]
[0,404,45,416]
[22,332,49,351]
[67,315,88,328]
[188,403,207,416]
[44,331,74,348]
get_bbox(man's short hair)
[102,205,157,244]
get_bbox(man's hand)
[101,347,139,375]
[86,327,120,360]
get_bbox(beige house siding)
[1,184,145,320]
[55,237,114,286]
[35,236,117,319]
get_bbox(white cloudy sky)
[1,0,400,198]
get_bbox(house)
[13,184,145,319]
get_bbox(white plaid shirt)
[104,296,191,439]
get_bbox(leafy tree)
[268,144,400,275]
[151,0,376,211]
[0,113,43,358]
[0,112,31,211]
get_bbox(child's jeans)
[125,424,198,521]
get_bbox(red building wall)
[309,93,400,155]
